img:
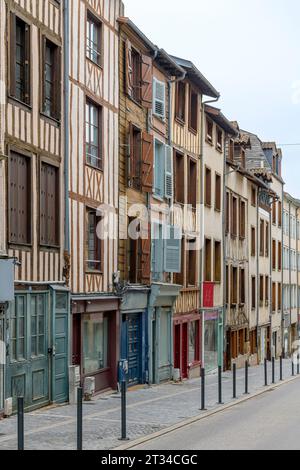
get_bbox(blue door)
[127,314,142,385]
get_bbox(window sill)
[214,207,221,213]
[40,244,60,251]
[40,112,61,127]
[85,161,103,173]
[9,242,32,250]
[205,137,213,146]
[8,95,32,111]
[216,146,223,154]
[175,116,185,127]
[152,194,165,203]
[188,126,198,136]
[153,113,166,123]
[85,270,103,275]
[86,56,103,70]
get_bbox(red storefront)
[173,312,201,380]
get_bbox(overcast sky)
[124,0,300,197]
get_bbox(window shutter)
[41,36,47,113]
[125,39,133,98]
[153,78,165,119]
[141,54,153,108]
[141,131,154,193]
[165,145,173,200]
[10,13,16,98]
[54,46,62,120]
[151,222,163,280]
[40,163,47,245]
[164,225,182,273]
[24,23,31,105]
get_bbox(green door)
[8,293,50,412]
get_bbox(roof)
[118,18,185,78]
[171,56,220,98]
[205,105,237,136]
[284,192,300,207]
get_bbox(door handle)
[48,346,56,357]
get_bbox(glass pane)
[159,310,169,367]
[31,336,37,357]
[83,314,108,374]
[11,340,17,361]
[38,335,45,356]
[189,321,196,364]
[18,339,25,360]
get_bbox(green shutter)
[164,225,182,273]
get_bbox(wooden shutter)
[9,153,31,244]
[24,22,31,105]
[40,163,59,246]
[165,145,173,200]
[141,223,151,284]
[10,13,16,98]
[141,54,152,108]
[40,163,47,245]
[54,46,62,120]
[141,131,154,193]
[125,39,133,97]
[164,226,182,273]
[153,79,165,118]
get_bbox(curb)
[115,375,300,450]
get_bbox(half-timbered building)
[69,0,124,394]
[1,0,69,413]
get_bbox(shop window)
[189,320,200,364]
[83,314,108,374]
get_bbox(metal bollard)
[292,359,295,377]
[200,368,206,411]
[280,356,283,381]
[233,363,237,399]
[298,355,300,375]
[218,366,223,405]
[77,387,83,451]
[245,361,249,395]
[17,397,24,451]
[120,380,128,440]
[272,357,275,384]
[264,359,268,386]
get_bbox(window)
[83,314,108,374]
[225,192,230,234]
[10,15,30,104]
[174,151,185,204]
[130,125,142,190]
[86,13,102,66]
[250,329,257,355]
[251,187,256,207]
[251,277,256,310]
[86,100,102,169]
[132,48,142,103]
[215,174,221,212]
[153,79,165,119]
[265,222,269,257]
[278,241,282,271]
[9,152,31,245]
[188,158,197,208]
[154,139,165,197]
[260,276,264,306]
[232,267,238,304]
[175,81,186,122]
[86,209,102,272]
[40,163,59,246]
[11,295,26,361]
[240,268,245,304]
[204,238,212,282]
[214,241,221,283]
[188,240,197,286]
[260,220,265,257]
[239,200,246,238]
[272,201,277,225]
[189,321,200,364]
[231,196,238,237]
[205,167,212,207]
[189,87,198,132]
[206,118,213,143]
[272,240,276,271]
[278,201,282,228]
[216,128,223,152]
[265,276,269,305]
[272,282,276,312]
[30,295,46,358]
[42,38,61,119]
[251,226,256,257]
[278,283,282,310]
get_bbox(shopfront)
[174,312,201,380]
[0,305,5,414]
[203,309,223,373]
[72,296,119,393]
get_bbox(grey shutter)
[151,222,163,280]
[165,144,173,199]
[153,78,165,119]
[164,225,182,273]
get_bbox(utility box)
[0,258,14,302]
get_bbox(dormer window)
[206,118,213,143]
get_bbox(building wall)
[69,0,123,294]
[0,0,6,255]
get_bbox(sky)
[124,0,300,197]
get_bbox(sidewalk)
[0,359,297,450]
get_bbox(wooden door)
[182,323,188,379]
[174,325,181,370]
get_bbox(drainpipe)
[199,96,219,368]
[256,188,260,359]
[288,200,292,353]
[63,0,70,255]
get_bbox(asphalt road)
[133,378,300,450]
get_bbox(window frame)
[85,207,103,273]
[86,10,103,68]
[85,98,103,171]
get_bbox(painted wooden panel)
[174,288,200,315]
[85,166,104,202]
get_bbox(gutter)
[63,0,70,254]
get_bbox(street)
[133,379,300,451]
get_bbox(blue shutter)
[153,78,165,119]
[164,225,182,273]
[154,140,165,197]
[152,222,164,280]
